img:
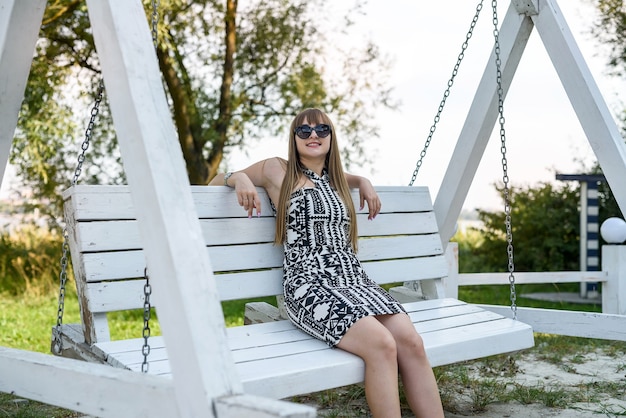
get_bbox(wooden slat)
[64,185,435,221]
[84,255,449,312]
[79,233,445,281]
[91,299,534,399]
[73,212,439,252]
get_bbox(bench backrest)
[63,185,448,344]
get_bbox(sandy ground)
[443,350,626,418]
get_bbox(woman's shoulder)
[264,156,287,168]
[261,157,287,190]
[262,157,287,176]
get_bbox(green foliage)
[13,0,395,221]
[592,1,626,137]
[0,392,80,418]
[0,226,64,296]
[459,182,581,273]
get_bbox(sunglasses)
[294,124,332,139]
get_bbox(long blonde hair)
[275,108,358,251]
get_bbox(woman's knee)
[339,317,398,362]
[386,317,427,357]
[372,327,398,359]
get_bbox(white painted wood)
[0,346,316,418]
[533,0,626,216]
[244,302,284,324]
[0,0,47,186]
[61,185,448,309]
[56,184,534,401]
[444,243,626,341]
[480,305,626,341]
[62,185,435,220]
[434,3,533,245]
[434,0,626,244]
[214,395,315,418]
[85,1,240,416]
[73,218,440,260]
[73,212,438,252]
[85,299,533,399]
[443,242,459,299]
[0,346,180,417]
[602,245,626,315]
[457,271,606,286]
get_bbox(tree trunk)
[157,47,209,184]
[207,0,237,182]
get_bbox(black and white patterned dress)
[281,169,405,347]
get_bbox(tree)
[11,0,396,221]
[458,175,622,274]
[460,182,581,273]
[592,0,626,133]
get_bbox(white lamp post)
[600,217,626,244]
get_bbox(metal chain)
[139,0,161,372]
[52,81,105,355]
[491,0,517,319]
[409,0,484,186]
[141,268,153,373]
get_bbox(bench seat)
[86,298,531,399]
[54,184,534,400]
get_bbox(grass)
[1,226,625,417]
[3,283,625,417]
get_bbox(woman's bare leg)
[336,316,402,418]
[378,314,444,418]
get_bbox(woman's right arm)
[209,157,285,218]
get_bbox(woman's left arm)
[345,173,381,220]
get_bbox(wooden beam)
[0,0,47,186]
[434,3,533,245]
[458,271,606,286]
[533,0,626,216]
[602,245,626,315]
[479,305,626,341]
[0,346,179,417]
[0,346,316,418]
[85,1,241,416]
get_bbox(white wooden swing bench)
[54,184,534,400]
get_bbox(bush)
[0,225,66,296]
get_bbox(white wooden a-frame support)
[0,1,314,417]
[434,0,626,245]
[0,0,46,186]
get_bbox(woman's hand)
[231,172,262,218]
[357,178,381,220]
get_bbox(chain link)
[491,0,517,319]
[141,268,153,373]
[52,81,105,355]
[409,1,484,186]
[139,0,161,372]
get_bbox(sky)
[232,0,626,212]
[345,0,626,212]
[2,0,624,212]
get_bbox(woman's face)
[294,117,332,161]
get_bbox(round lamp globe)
[600,217,626,244]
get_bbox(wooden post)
[534,0,626,217]
[443,243,459,299]
[0,0,47,186]
[434,2,533,245]
[85,1,240,416]
[602,245,626,315]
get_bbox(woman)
[210,108,444,418]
